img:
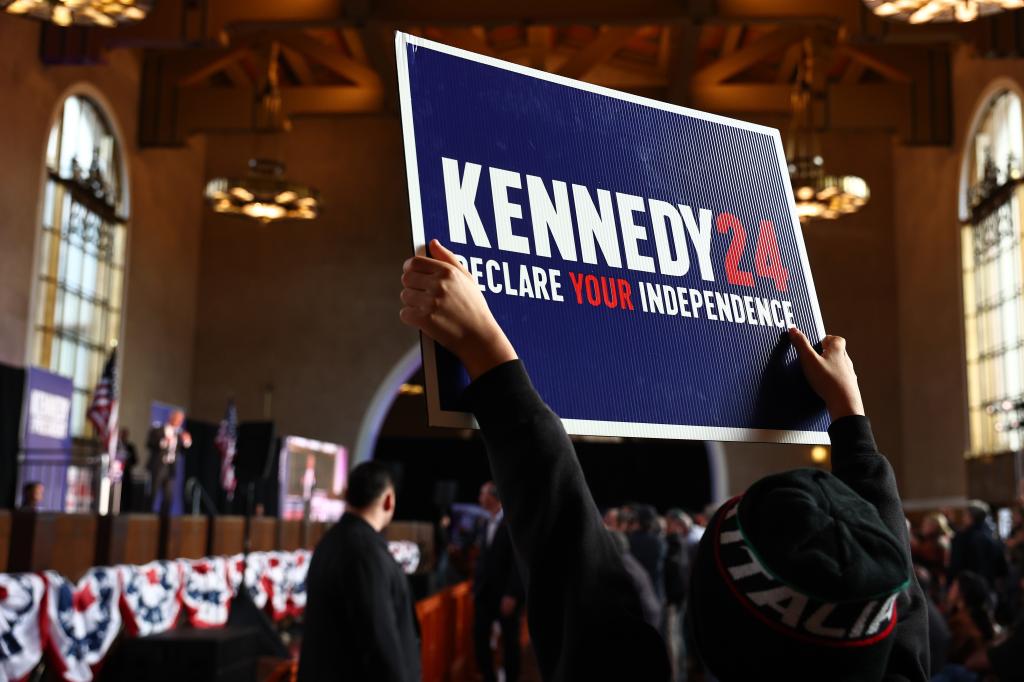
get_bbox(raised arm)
[790,327,930,682]
[400,240,668,679]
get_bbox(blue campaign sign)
[396,33,830,444]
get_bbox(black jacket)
[473,518,523,612]
[627,531,667,604]
[467,361,671,682]
[949,519,1008,588]
[828,416,931,682]
[663,532,690,606]
[467,361,930,682]
[297,514,421,682]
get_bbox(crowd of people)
[295,240,1022,682]
[910,501,1024,681]
[602,503,712,681]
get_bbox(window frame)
[960,82,1024,458]
[25,84,131,443]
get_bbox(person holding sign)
[400,240,929,682]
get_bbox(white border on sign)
[395,32,829,445]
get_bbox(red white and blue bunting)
[263,552,291,621]
[43,568,122,682]
[286,550,311,617]
[0,573,46,682]
[0,546,374,679]
[117,561,183,637]
[227,552,269,611]
[388,540,421,575]
[180,558,232,629]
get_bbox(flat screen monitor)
[278,436,347,522]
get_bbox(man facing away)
[299,462,420,682]
[474,481,524,682]
[400,240,930,682]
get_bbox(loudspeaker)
[433,480,457,510]
[234,421,275,483]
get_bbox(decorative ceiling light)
[786,39,870,223]
[1,0,152,27]
[205,159,319,224]
[864,0,1024,24]
[204,43,319,224]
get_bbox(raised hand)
[400,240,518,380]
[788,326,865,420]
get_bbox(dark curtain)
[0,363,25,509]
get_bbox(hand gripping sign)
[396,33,830,444]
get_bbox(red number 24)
[715,213,789,293]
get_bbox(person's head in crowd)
[603,507,621,531]
[947,570,997,642]
[920,512,953,538]
[963,500,991,529]
[120,427,130,441]
[688,468,912,681]
[345,461,396,532]
[631,504,659,535]
[478,481,501,515]
[168,409,185,429]
[20,482,43,510]
[618,505,637,532]
[665,508,691,537]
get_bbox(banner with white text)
[396,33,830,444]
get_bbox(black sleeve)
[828,416,930,682]
[466,360,668,679]
[344,553,411,682]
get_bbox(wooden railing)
[415,580,477,682]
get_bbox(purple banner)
[20,367,74,510]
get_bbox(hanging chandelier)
[205,159,319,224]
[864,0,1023,24]
[1,0,151,27]
[786,40,870,223]
[204,43,320,224]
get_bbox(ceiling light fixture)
[864,0,1024,24]
[786,39,870,223]
[2,0,151,27]
[204,42,320,224]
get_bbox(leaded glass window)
[963,90,1024,455]
[30,95,128,438]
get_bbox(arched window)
[962,90,1024,455]
[30,94,128,438]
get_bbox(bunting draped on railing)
[43,568,122,682]
[0,573,46,682]
[118,561,182,637]
[180,557,232,629]
[0,544,415,682]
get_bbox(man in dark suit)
[299,461,420,682]
[474,481,524,682]
[147,410,191,515]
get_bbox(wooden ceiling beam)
[280,44,316,85]
[837,45,912,84]
[693,27,805,86]
[442,27,496,56]
[527,26,552,70]
[278,35,380,87]
[178,47,257,87]
[557,26,637,79]
[176,84,382,133]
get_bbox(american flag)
[87,348,119,458]
[215,400,238,497]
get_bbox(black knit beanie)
[689,468,910,681]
